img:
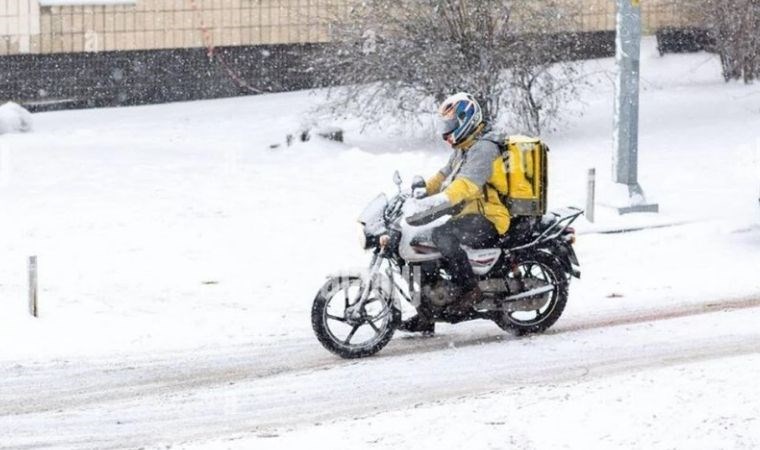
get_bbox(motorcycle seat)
[499,216,539,248]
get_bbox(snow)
[6,305,760,449]
[188,351,760,450]
[1,38,759,448]
[0,102,33,135]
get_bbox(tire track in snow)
[555,295,760,333]
[4,308,760,450]
[1,296,759,419]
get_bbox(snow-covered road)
[3,296,759,449]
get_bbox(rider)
[401,92,511,333]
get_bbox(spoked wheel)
[493,252,568,336]
[311,276,400,359]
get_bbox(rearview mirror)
[393,170,402,187]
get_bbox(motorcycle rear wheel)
[493,252,569,336]
[312,276,400,359]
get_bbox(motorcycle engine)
[423,282,459,307]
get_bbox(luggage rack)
[508,207,584,252]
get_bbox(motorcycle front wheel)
[311,275,400,359]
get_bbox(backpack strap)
[482,138,508,162]
[479,135,511,208]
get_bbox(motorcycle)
[311,171,583,359]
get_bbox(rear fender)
[539,241,581,279]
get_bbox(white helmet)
[437,92,484,146]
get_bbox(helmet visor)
[436,115,459,137]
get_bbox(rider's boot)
[398,306,435,335]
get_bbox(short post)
[586,168,596,223]
[28,256,38,318]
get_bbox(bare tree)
[309,0,585,135]
[682,0,760,83]
[508,32,587,135]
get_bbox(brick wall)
[0,0,695,56]
[0,0,40,53]
[1,0,345,55]
[560,0,694,33]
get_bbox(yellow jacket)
[426,132,510,235]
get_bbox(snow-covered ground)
[0,102,33,135]
[1,39,759,449]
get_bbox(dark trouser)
[431,214,499,292]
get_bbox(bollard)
[28,256,38,318]
[587,168,596,223]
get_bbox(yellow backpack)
[486,135,549,217]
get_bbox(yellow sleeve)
[443,177,481,205]
[426,172,446,195]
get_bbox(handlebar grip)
[411,176,426,190]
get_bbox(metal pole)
[587,168,596,223]
[28,256,38,318]
[613,0,658,214]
